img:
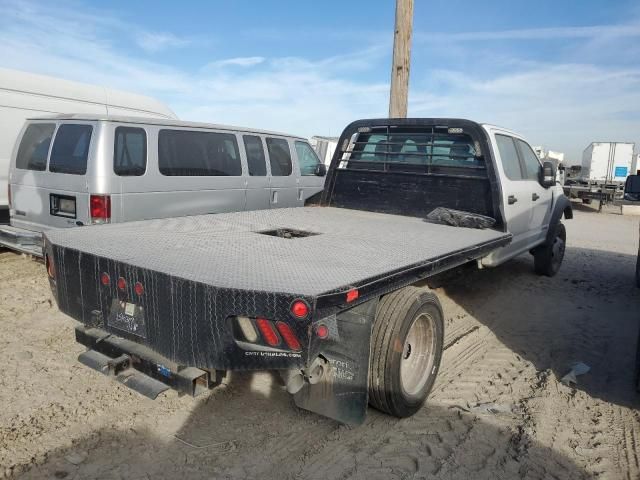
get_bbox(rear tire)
[368,286,444,418]
[534,223,566,277]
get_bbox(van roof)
[26,114,307,140]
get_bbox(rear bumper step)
[75,326,223,399]
[0,225,43,256]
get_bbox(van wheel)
[534,223,566,277]
[368,287,444,418]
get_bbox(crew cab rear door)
[492,132,536,253]
[514,138,553,244]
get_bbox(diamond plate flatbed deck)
[44,207,511,297]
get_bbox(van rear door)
[11,121,96,232]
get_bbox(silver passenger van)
[1,114,326,255]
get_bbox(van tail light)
[117,277,126,291]
[7,184,11,210]
[255,318,280,347]
[276,322,302,351]
[90,195,111,224]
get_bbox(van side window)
[49,124,93,175]
[158,129,241,176]
[114,127,147,176]
[495,134,523,181]
[266,138,292,176]
[243,135,267,176]
[295,141,321,175]
[16,124,56,171]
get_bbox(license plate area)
[50,194,77,218]
[107,298,146,338]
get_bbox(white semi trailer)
[580,142,634,183]
[0,68,177,223]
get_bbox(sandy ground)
[1,204,639,480]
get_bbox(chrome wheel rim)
[400,313,437,397]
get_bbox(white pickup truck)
[44,118,573,424]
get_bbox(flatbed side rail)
[316,233,511,309]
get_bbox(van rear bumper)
[0,225,43,256]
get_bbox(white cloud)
[135,32,190,53]
[205,56,265,68]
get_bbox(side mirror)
[314,163,327,177]
[541,161,555,188]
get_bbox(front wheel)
[368,287,444,418]
[534,223,566,277]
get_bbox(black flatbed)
[45,206,511,299]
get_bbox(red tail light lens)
[255,318,280,347]
[45,254,55,279]
[117,277,126,291]
[291,300,309,319]
[276,322,302,351]
[100,272,110,286]
[346,289,359,303]
[134,281,144,296]
[90,195,111,224]
[315,324,329,339]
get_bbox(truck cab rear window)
[347,127,483,169]
[114,127,147,176]
[49,124,93,175]
[158,129,241,176]
[16,123,55,171]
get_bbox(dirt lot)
[1,205,639,480]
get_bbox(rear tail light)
[255,318,280,347]
[276,322,302,351]
[117,277,126,291]
[45,254,55,279]
[291,299,309,319]
[90,195,111,224]
[236,316,258,342]
[100,272,110,286]
[134,281,144,296]
[315,324,329,339]
[7,184,11,210]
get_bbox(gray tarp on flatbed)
[45,207,511,296]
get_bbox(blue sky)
[1,0,639,163]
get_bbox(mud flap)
[293,299,377,425]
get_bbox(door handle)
[532,193,540,201]
[508,195,518,205]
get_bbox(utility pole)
[388,0,414,118]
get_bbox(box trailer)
[310,136,339,166]
[580,142,634,183]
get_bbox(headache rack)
[336,123,486,175]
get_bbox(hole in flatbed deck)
[257,228,320,239]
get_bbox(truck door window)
[16,123,55,171]
[495,134,524,181]
[158,129,241,176]
[266,138,292,176]
[516,139,542,181]
[295,141,321,175]
[114,127,147,176]
[49,124,93,175]
[243,135,267,176]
